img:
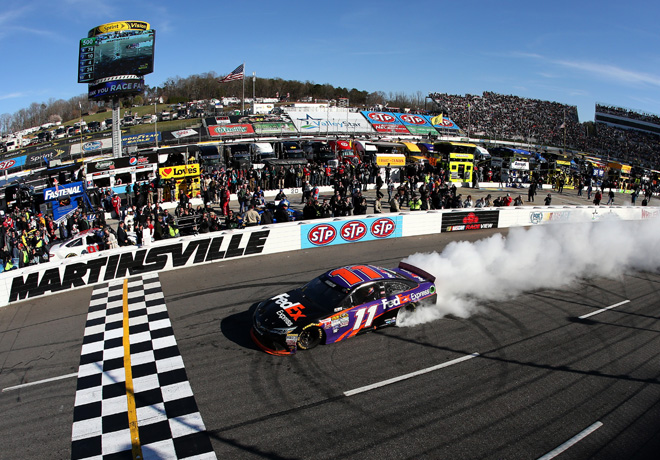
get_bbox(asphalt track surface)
[2,224,660,459]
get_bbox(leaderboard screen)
[78,29,155,83]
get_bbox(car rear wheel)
[297,327,322,350]
[396,303,417,327]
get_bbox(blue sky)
[1,0,659,122]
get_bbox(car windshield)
[300,275,347,311]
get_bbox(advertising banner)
[252,122,298,135]
[0,155,27,171]
[171,129,198,139]
[158,163,200,179]
[441,211,499,232]
[395,113,437,136]
[87,153,158,173]
[25,147,69,167]
[122,132,161,146]
[288,112,374,134]
[360,111,410,134]
[424,115,460,130]
[301,216,402,249]
[208,124,255,137]
[70,138,113,156]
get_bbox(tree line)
[1,72,431,135]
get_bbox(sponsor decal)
[642,209,660,219]
[208,124,254,137]
[9,231,270,303]
[308,224,337,246]
[399,114,427,125]
[0,159,16,171]
[159,163,200,179]
[368,112,396,123]
[530,212,543,225]
[442,211,499,232]
[277,310,293,326]
[95,160,115,170]
[83,141,102,152]
[340,221,367,241]
[302,216,402,248]
[285,333,298,346]
[370,218,396,238]
[43,182,84,200]
[271,293,306,321]
[122,132,160,146]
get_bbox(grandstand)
[428,91,583,148]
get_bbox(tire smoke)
[398,218,660,326]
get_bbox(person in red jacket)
[111,194,121,218]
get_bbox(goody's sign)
[301,216,402,249]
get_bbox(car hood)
[255,290,328,331]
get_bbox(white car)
[49,229,103,259]
[48,228,136,260]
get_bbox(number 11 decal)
[353,305,378,330]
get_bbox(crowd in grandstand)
[429,92,660,171]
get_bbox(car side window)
[68,238,82,247]
[351,284,381,305]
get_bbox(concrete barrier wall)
[1,205,658,307]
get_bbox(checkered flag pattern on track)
[71,274,216,460]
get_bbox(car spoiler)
[398,262,436,283]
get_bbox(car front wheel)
[297,327,322,350]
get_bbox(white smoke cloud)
[398,218,660,326]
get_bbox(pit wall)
[1,205,657,307]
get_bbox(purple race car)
[250,262,437,355]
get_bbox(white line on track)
[344,352,479,397]
[537,421,603,460]
[2,372,78,392]
[579,300,630,319]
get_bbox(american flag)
[219,63,244,83]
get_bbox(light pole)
[154,99,158,148]
[252,72,256,114]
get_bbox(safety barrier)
[1,205,658,307]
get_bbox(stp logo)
[371,218,396,238]
[368,112,396,123]
[341,221,367,241]
[400,114,426,125]
[0,159,17,171]
[308,224,337,245]
[463,213,479,224]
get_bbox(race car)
[48,228,136,260]
[250,262,437,355]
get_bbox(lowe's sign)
[43,182,84,201]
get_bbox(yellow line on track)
[123,279,143,460]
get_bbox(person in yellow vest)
[409,193,422,211]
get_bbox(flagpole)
[252,71,256,115]
[241,62,245,115]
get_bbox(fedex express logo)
[307,218,397,246]
[271,293,306,324]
